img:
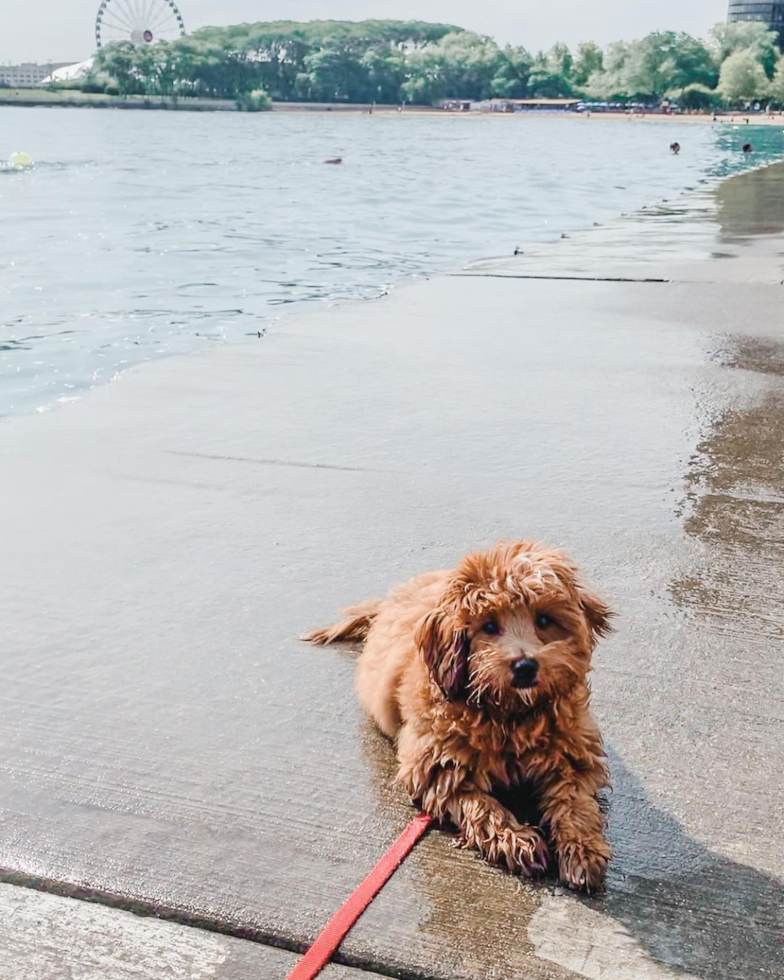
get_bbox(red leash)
[285,813,433,980]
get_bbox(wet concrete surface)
[464,161,784,283]
[0,883,381,980]
[1,165,783,978]
[715,161,784,242]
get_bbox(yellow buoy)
[9,151,33,169]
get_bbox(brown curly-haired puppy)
[304,540,614,892]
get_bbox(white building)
[0,62,76,88]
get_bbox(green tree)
[572,42,603,87]
[527,69,573,98]
[361,45,407,103]
[238,28,312,100]
[223,20,459,101]
[709,21,779,79]
[718,49,770,102]
[583,32,716,101]
[768,59,784,105]
[622,32,715,99]
[93,18,777,109]
[95,42,143,96]
[527,48,573,98]
[490,45,533,97]
[546,42,573,78]
[109,20,464,104]
[161,38,260,98]
[401,31,504,103]
[585,41,630,99]
[299,42,370,101]
[132,43,178,96]
[679,83,720,110]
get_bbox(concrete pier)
[1,165,782,978]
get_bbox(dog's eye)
[535,613,555,629]
[481,621,500,636]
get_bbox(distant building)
[487,98,582,113]
[728,2,784,45]
[0,62,74,88]
[440,99,475,112]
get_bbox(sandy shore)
[376,110,784,125]
[3,88,784,124]
[275,101,784,124]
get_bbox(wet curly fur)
[304,540,614,892]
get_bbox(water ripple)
[1,109,782,415]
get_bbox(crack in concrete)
[451,272,670,283]
[453,271,784,285]
[165,450,390,475]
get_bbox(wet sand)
[0,165,783,978]
[276,103,784,126]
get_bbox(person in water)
[670,142,681,155]
[743,143,753,153]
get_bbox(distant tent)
[42,59,94,84]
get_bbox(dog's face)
[416,541,613,708]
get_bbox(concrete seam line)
[452,272,784,285]
[0,869,439,980]
[450,272,670,283]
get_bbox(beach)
[4,88,784,125]
[0,160,782,978]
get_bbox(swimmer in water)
[670,142,681,155]
[743,143,753,153]
[8,151,33,169]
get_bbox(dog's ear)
[578,587,615,642]
[416,608,470,701]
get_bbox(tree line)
[85,18,784,108]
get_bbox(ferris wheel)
[95,0,186,49]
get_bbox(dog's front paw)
[557,838,611,893]
[488,826,550,877]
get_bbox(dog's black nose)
[511,658,539,689]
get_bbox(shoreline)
[4,157,780,419]
[2,89,784,124]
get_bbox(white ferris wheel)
[95,0,186,49]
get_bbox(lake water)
[1,108,783,416]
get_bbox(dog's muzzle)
[511,658,539,689]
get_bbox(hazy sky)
[4,0,728,65]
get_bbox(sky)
[3,0,728,66]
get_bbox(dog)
[304,540,614,892]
